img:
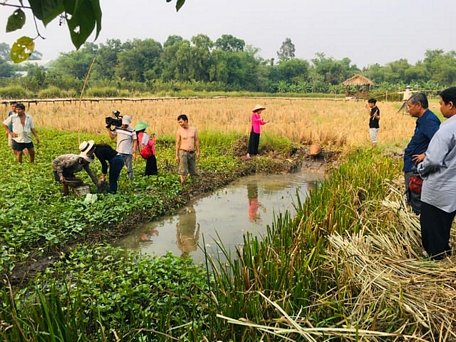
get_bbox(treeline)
[0,35,455,98]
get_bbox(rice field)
[4,97,441,149]
[2,96,452,341]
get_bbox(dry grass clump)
[11,97,441,150]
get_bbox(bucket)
[73,185,90,197]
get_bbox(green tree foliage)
[0,59,16,78]
[311,53,359,85]
[160,35,185,81]
[215,34,245,52]
[423,49,456,85]
[115,39,163,82]
[50,44,97,80]
[3,32,456,96]
[92,39,124,80]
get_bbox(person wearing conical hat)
[246,104,268,159]
[135,121,158,176]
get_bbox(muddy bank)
[8,146,337,286]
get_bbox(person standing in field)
[135,121,158,176]
[398,86,414,113]
[79,140,125,194]
[107,115,137,180]
[366,98,380,145]
[175,114,200,184]
[403,86,413,101]
[417,87,456,260]
[246,104,267,159]
[403,93,440,214]
[2,103,40,163]
[4,101,17,148]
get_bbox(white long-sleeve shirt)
[418,115,456,212]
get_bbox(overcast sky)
[1,0,455,67]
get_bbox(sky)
[1,0,455,68]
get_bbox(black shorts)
[12,140,34,151]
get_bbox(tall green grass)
[207,148,402,340]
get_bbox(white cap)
[122,115,132,125]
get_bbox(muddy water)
[115,168,324,264]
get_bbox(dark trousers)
[145,155,158,175]
[420,201,456,260]
[248,131,260,155]
[109,155,124,193]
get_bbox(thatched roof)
[342,74,374,86]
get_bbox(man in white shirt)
[3,103,40,163]
[107,115,137,179]
[418,87,456,259]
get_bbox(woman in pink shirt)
[246,104,267,159]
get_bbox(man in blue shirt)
[418,87,456,259]
[403,93,440,214]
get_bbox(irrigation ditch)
[6,145,336,287]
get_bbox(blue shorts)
[12,140,34,151]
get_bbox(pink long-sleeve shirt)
[251,112,266,134]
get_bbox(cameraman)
[107,115,137,179]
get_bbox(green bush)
[0,85,32,99]
[37,86,64,98]
[85,86,120,97]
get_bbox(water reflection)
[115,170,325,263]
[139,225,159,242]
[176,205,200,257]
[247,183,261,222]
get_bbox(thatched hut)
[342,74,374,99]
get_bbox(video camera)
[105,110,123,130]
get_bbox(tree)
[92,39,124,80]
[277,38,295,62]
[1,0,185,63]
[423,49,456,85]
[276,59,309,83]
[159,36,186,81]
[190,34,213,81]
[311,53,359,85]
[215,35,245,52]
[49,44,98,80]
[115,39,163,82]
[0,58,16,78]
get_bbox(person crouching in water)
[79,140,125,193]
[52,146,98,196]
[135,121,158,175]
